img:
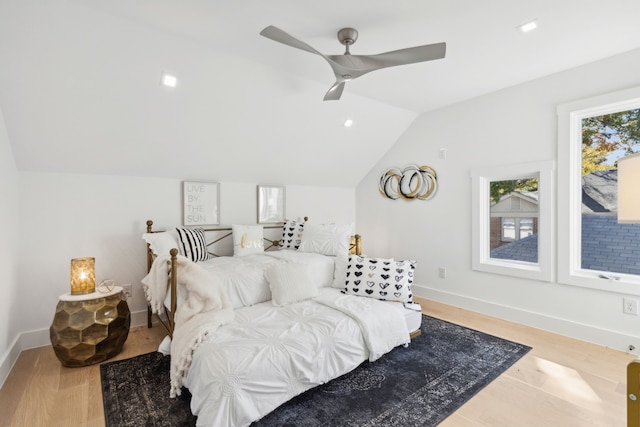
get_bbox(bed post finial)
[146,220,153,233]
[168,248,179,336]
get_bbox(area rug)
[101,315,531,427]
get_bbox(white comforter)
[143,251,410,427]
[186,288,409,427]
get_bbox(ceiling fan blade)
[368,42,446,69]
[323,81,345,101]
[326,42,446,77]
[260,25,323,57]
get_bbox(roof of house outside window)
[582,169,617,213]
[490,234,538,263]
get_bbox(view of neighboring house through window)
[489,178,539,263]
[581,107,640,276]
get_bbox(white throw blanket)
[142,254,235,397]
[314,288,410,361]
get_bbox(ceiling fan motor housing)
[337,27,358,52]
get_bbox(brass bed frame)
[145,218,363,337]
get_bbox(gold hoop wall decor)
[379,164,438,201]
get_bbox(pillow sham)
[142,230,179,257]
[343,256,415,303]
[280,219,305,250]
[298,223,353,256]
[265,262,318,306]
[232,224,264,257]
[175,227,210,262]
[331,251,350,288]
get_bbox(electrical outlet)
[122,284,132,299]
[623,297,638,315]
[438,267,447,279]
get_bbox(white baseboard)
[0,308,149,389]
[413,285,639,355]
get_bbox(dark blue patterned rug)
[101,315,531,427]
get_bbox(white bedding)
[186,288,409,427]
[143,250,415,427]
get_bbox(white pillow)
[232,225,264,257]
[298,223,353,256]
[265,263,318,306]
[142,230,179,256]
[343,256,415,303]
[331,251,350,288]
[176,227,210,262]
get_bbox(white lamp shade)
[617,153,640,224]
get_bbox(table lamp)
[70,257,95,295]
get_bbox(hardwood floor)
[0,299,634,426]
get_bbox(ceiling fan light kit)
[260,25,446,101]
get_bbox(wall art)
[257,185,286,224]
[379,164,438,201]
[183,181,220,225]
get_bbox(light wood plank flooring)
[0,298,634,426]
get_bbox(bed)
[142,218,422,427]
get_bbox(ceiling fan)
[260,25,446,101]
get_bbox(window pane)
[581,109,640,276]
[502,218,515,240]
[519,218,533,239]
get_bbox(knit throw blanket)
[142,254,234,397]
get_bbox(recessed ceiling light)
[344,119,353,127]
[161,73,178,88]
[517,19,538,33]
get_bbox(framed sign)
[183,181,220,226]
[257,185,285,224]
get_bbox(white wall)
[357,48,640,352]
[15,172,355,336]
[0,105,20,383]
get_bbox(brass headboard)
[144,218,362,334]
[144,219,293,331]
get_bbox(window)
[557,86,640,295]
[501,218,516,241]
[472,161,554,281]
[519,218,534,239]
[500,217,535,242]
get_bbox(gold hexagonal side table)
[50,286,130,367]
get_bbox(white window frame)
[471,161,554,282]
[557,86,640,296]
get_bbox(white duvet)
[187,288,409,427]
[144,251,410,427]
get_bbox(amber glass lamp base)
[50,291,130,367]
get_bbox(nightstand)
[50,286,130,367]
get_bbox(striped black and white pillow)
[175,227,209,262]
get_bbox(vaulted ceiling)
[1,1,639,187]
